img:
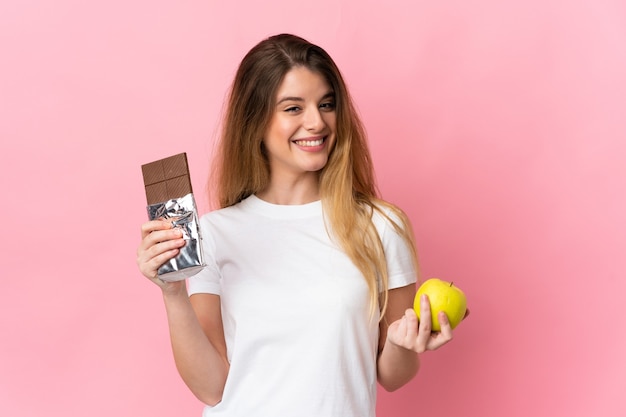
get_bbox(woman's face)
[262,66,337,182]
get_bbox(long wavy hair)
[210,34,418,318]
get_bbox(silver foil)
[147,193,205,282]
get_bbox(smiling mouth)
[293,137,325,147]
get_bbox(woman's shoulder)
[369,199,410,229]
[199,196,252,223]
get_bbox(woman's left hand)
[385,295,454,353]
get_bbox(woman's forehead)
[275,67,333,100]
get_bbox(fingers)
[386,298,455,354]
[414,296,454,352]
[138,221,182,254]
[396,309,418,344]
[140,219,174,239]
[138,240,184,278]
[137,220,186,280]
[384,309,418,352]
[415,295,432,352]
[433,312,453,345]
[403,309,418,340]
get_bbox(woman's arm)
[376,283,453,391]
[163,288,229,405]
[137,220,229,405]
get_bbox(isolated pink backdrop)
[1,1,625,416]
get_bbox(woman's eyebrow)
[276,91,335,105]
[276,96,304,105]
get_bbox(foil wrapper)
[147,193,205,281]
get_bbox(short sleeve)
[373,207,418,290]
[187,216,222,296]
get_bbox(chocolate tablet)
[141,153,193,205]
[140,152,205,281]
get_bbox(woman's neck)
[256,174,320,205]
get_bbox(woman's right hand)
[136,220,186,289]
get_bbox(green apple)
[414,278,467,331]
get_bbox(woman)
[137,33,456,416]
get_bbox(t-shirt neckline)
[242,194,322,219]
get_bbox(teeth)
[295,139,324,147]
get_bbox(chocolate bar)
[141,152,205,281]
[141,153,193,205]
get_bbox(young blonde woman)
[137,34,457,417]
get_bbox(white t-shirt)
[187,195,416,417]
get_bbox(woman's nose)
[303,107,326,132]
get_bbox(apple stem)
[450,282,454,287]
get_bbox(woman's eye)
[320,102,336,111]
[285,106,301,113]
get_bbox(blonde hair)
[210,34,418,318]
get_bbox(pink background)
[1,1,625,416]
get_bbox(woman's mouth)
[293,137,325,147]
